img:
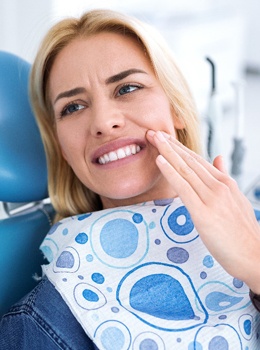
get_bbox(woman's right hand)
[146,129,260,294]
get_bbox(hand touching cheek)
[147,129,260,294]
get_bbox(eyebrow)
[53,68,147,104]
[54,87,86,104]
[105,68,147,84]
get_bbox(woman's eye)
[60,103,85,117]
[117,84,141,96]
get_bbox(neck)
[100,189,178,210]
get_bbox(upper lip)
[91,137,146,163]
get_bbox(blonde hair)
[30,9,201,221]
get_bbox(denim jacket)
[0,277,96,350]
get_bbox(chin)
[100,181,162,208]
[105,188,145,201]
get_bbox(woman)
[1,8,260,350]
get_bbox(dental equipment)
[206,57,223,161]
[231,80,246,177]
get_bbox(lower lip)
[95,149,144,169]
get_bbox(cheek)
[138,103,170,126]
[152,108,177,135]
[55,127,67,156]
[147,96,178,131]
[55,125,79,163]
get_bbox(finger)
[150,130,250,218]
[168,138,238,196]
[147,130,212,200]
[153,131,219,203]
[155,154,205,211]
[213,155,228,174]
[147,130,248,212]
[161,132,256,218]
[153,131,220,189]
[161,131,240,193]
[161,131,226,179]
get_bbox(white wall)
[0,0,52,63]
[1,0,256,70]
[236,0,260,69]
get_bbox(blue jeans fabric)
[0,276,97,350]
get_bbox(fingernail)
[156,131,167,142]
[146,130,155,138]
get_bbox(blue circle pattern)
[167,247,189,264]
[167,206,194,236]
[203,255,214,268]
[89,210,149,269]
[132,213,143,224]
[94,321,131,350]
[92,272,105,284]
[100,219,139,258]
[41,199,258,349]
[75,232,88,244]
[161,205,198,243]
[140,339,158,349]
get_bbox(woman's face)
[49,32,184,208]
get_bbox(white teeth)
[117,148,126,159]
[98,157,104,164]
[104,154,110,163]
[108,151,117,161]
[130,145,136,155]
[125,146,131,156]
[98,144,141,164]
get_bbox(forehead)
[50,32,153,82]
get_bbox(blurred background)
[1,0,260,201]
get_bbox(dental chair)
[0,51,54,317]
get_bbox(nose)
[90,100,125,137]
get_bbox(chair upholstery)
[0,51,54,317]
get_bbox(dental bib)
[41,198,260,349]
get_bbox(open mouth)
[98,144,141,164]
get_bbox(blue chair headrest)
[0,51,48,202]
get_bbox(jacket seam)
[2,279,73,350]
[3,307,73,350]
